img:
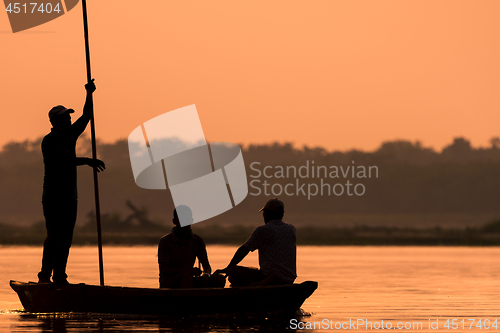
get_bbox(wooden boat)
[10,280,318,316]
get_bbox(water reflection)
[4,246,500,332]
[11,312,311,333]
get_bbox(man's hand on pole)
[85,78,96,93]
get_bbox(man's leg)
[38,200,59,283]
[160,272,193,288]
[208,273,226,288]
[52,200,77,283]
[226,266,266,286]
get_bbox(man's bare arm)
[72,79,96,137]
[214,245,250,274]
[199,250,212,275]
[201,261,212,275]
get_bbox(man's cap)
[48,105,74,119]
[259,198,285,212]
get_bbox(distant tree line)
[1,136,500,228]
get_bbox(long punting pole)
[81,0,105,287]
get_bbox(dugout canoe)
[10,280,318,316]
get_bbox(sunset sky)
[1,1,500,152]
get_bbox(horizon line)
[2,135,500,154]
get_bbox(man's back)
[244,220,297,283]
[41,130,78,200]
[158,228,208,282]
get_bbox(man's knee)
[209,273,226,288]
[226,266,238,277]
[226,266,242,284]
[226,266,258,286]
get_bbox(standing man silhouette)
[37,79,105,284]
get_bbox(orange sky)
[1,1,500,152]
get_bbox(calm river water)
[1,246,500,332]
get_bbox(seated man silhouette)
[215,198,296,287]
[158,206,225,288]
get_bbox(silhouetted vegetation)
[3,219,500,245]
[1,136,500,245]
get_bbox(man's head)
[48,105,74,128]
[173,205,193,228]
[259,198,284,223]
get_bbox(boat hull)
[10,280,318,316]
